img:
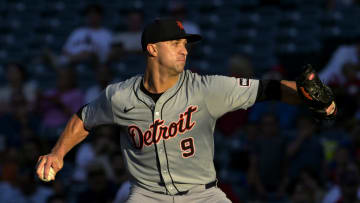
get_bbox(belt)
[175,180,218,195]
[205,180,218,189]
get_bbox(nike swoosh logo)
[124,106,135,113]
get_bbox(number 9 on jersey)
[180,137,195,158]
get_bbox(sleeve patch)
[239,78,250,87]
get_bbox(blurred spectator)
[0,167,52,203]
[19,137,42,170]
[58,3,112,66]
[111,150,131,203]
[248,65,299,130]
[0,140,52,203]
[0,92,40,147]
[343,63,360,95]
[220,122,259,203]
[227,54,254,78]
[109,150,128,187]
[228,122,258,178]
[0,148,22,202]
[326,0,356,10]
[73,125,118,182]
[249,100,299,130]
[286,115,326,184]
[76,161,118,203]
[261,65,288,81]
[46,194,66,203]
[110,9,144,55]
[287,168,325,203]
[328,146,353,184]
[49,180,67,201]
[16,169,54,203]
[217,54,254,136]
[113,181,131,203]
[0,63,38,115]
[37,68,84,139]
[333,63,360,122]
[0,147,20,186]
[0,179,20,202]
[167,0,201,35]
[322,164,360,203]
[85,65,114,103]
[106,9,145,78]
[349,125,360,168]
[248,113,288,201]
[319,40,360,86]
[217,182,241,203]
[354,95,360,121]
[106,41,124,68]
[320,126,350,164]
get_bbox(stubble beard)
[171,63,185,76]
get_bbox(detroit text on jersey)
[128,105,198,149]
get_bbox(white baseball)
[40,166,56,182]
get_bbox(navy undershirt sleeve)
[256,80,282,102]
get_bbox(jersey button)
[169,186,173,190]
[155,112,159,116]
[159,149,163,153]
[163,170,167,173]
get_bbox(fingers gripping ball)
[296,64,337,120]
[39,166,56,182]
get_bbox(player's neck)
[143,65,180,94]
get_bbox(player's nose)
[179,44,188,56]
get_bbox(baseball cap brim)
[179,34,202,43]
[143,34,202,51]
[151,33,202,44]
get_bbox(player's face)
[156,39,188,75]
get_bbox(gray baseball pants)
[125,184,232,203]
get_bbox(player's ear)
[147,44,157,57]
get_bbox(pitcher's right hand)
[36,153,63,182]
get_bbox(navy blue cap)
[141,18,202,52]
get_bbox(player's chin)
[176,64,185,73]
[179,60,187,67]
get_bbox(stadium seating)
[0,0,359,87]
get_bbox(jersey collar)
[134,70,187,106]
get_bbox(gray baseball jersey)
[81,70,259,195]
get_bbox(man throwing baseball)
[36,18,336,202]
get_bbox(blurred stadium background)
[0,0,360,202]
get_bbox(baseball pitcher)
[36,18,336,203]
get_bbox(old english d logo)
[176,21,184,30]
